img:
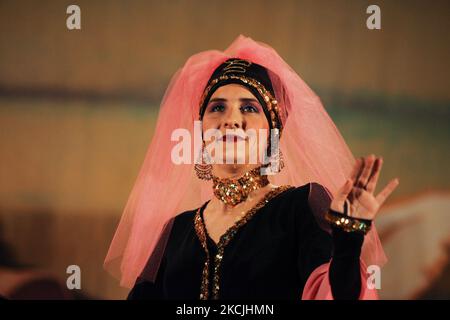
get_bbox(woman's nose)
[224,120,240,129]
[223,108,244,129]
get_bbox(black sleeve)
[127,255,166,300]
[127,277,163,300]
[296,183,364,300]
[329,226,364,300]
[127,279,159,300]
[295,185,334,293]
[127,217,175,300]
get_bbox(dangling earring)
[270,148,285,172]
[194,141,213,180]
[277,149,285,171]
[265,140,285,173]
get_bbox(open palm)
[330,154,399,221]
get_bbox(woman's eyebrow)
[208,97,259,103]
[239,98,259,103]
[208,97,227,103]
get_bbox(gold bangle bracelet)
[325,207,372,235]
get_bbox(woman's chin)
[222,156,246,165]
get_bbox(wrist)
[325,201,372,235]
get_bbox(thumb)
[335,178,353,202]
[330,179,353,212]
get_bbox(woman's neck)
[212,163,259,179]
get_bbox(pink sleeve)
[301,260,379,300]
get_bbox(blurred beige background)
[0,0,449,299]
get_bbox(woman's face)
[201,83,269,167]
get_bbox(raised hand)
[330,154,399,221]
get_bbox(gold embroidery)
[222,59,252,75]
[194,185,294,299]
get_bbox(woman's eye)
[210,104,225,112]
[241,104,259,113]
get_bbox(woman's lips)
[221,134,246,143]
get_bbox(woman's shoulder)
[174,207,198,220]
[172,208,197,224]
[277,182,331,204]
[276,183,332,225]
[170,204,205,231]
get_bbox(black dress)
[128,183,364,300]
